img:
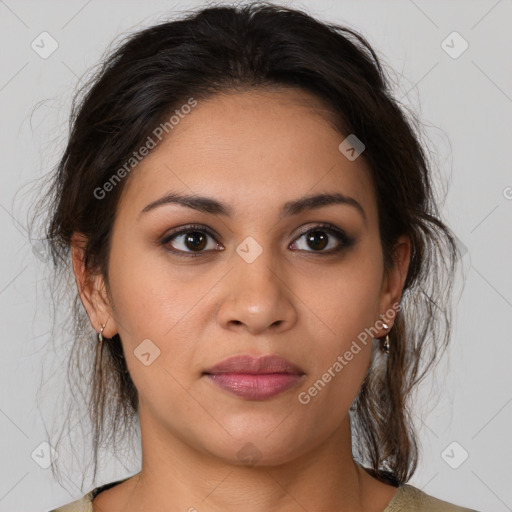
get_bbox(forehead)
[118,88,378,225]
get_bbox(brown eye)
[290,224,353,254]
[305,230,329,251]
[183,231,208,251]
[161,225,222,256]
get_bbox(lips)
[203,354,305,375]
[203,354,305,400]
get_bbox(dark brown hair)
[37,1,458,488]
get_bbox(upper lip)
[203,354,305,375]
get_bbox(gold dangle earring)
[380,322,390,354]
[98,323,106,344]
[95,323,107,374]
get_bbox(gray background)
[0,0,511,511]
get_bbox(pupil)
[185,232,207,251]
[307,231,328,250]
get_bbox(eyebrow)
[139,191,366,223]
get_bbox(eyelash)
[160,223,354,258]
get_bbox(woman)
[41,2,478,511]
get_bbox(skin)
[72,88,410,512]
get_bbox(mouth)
[202,354,306,400]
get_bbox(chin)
[199,431,313,468]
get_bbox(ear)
[377,234,411,332]
[71,232,117,338]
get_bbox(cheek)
[300,344,372,407]
[301,251,383,339]
[294,253,382,408]
[106,235,226,397]
[107,232,205,340]
[297,280,376,420]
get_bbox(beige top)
[49,478,480,511]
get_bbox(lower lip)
[204,373,304,400]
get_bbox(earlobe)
[71,232,117,338]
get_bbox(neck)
[123,405,391,512]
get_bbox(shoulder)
[384,484,481,512]
[48,477,130,512]
[48,493,93,512]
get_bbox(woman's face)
[79,88,408,466]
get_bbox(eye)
[289,224,353,253]
[161,222,353,257]
[161,224,223,256]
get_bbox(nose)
[216,249,298,336]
